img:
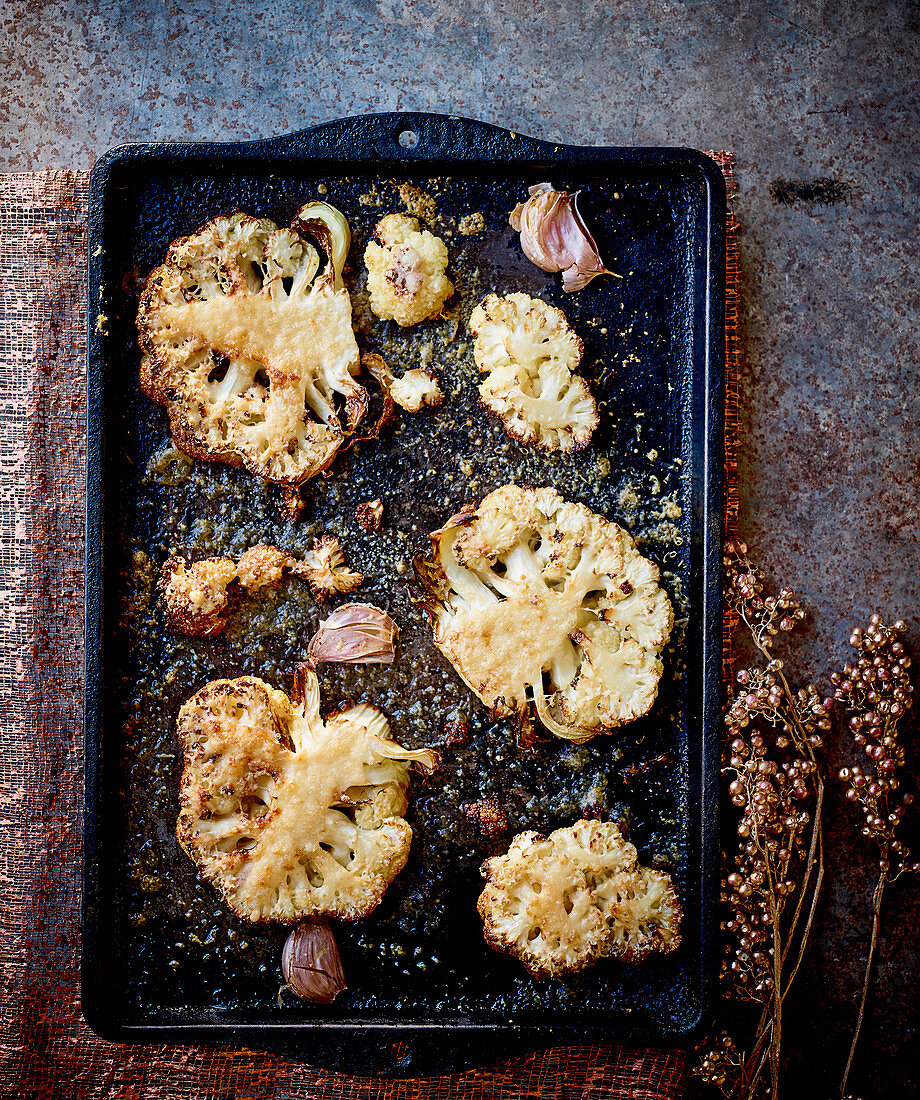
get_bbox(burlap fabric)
[0,158,739,1099]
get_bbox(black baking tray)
[84,112,725,1074]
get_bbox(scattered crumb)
[317,183,328,195]
[464,797,508,838]
[458,211,486,236]
[96,313,108,334]
[357,498,384,533]
[442,714,470,746]
[643,522,683,546]
[618,484,641,520]
[647,449,658,462]
[398,183,437,222]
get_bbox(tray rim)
[83,110,725,1074]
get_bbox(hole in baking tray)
[398,129,419,149]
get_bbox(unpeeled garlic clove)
[306,602,398,665]
[281,919,347,1004]
[509,183,617,292]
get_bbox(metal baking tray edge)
[83,111,725,1075]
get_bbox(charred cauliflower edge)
[469,292,599,452]
[478,819,682,977]
[413,484,674,743]
[176,667,438,923]
[137,203,367,492]
[364,213,454,327]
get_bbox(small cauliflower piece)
[137,205,367,492]
[236,544,297,590]
[414,485,673,743]
[477,819,681,977]
[389,369,443,412]
[364,213,453,326]
[295,535,363,602]
[470,292,598,452]
[177,668,437,922]
[160,538,362,636]
[160,556,238,637]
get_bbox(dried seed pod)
[281,919,347,1004]
[306,602,398,665]
[509,183,617,292]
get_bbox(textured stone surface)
[4,1,919,1096]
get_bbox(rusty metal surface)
[4,1,920,1097]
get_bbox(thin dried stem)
[781,784,824,998]
[839,868,886,1098]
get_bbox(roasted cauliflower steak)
[137,204,367,489]
[364,213,453,326]
[478,819,682,977]
[469,292,598,452]
[176,668,437,922]
[414,485,673,743]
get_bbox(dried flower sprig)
[832,615,916,1098]
[695,542,830,1100]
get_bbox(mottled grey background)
[5,0,919,1096]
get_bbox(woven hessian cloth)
[0,159,739,1100]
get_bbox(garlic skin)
[306,602,398,665]
[509,183,616,292]
[281,920,347,1004]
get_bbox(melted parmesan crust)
[137,211,367,488]
[177,672,437,923]
[414,485,674,742]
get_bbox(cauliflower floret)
[160,537,362,635]
[295,535,363,602]
[159,556,238,637]
[469,292,598,452]
[414,485,673,743]
[477,820,681,976]
[176,668,437,923]
[389,369,444,412]
[235,543,297,591]
[137,204,368,491]
[364,213,453,326]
